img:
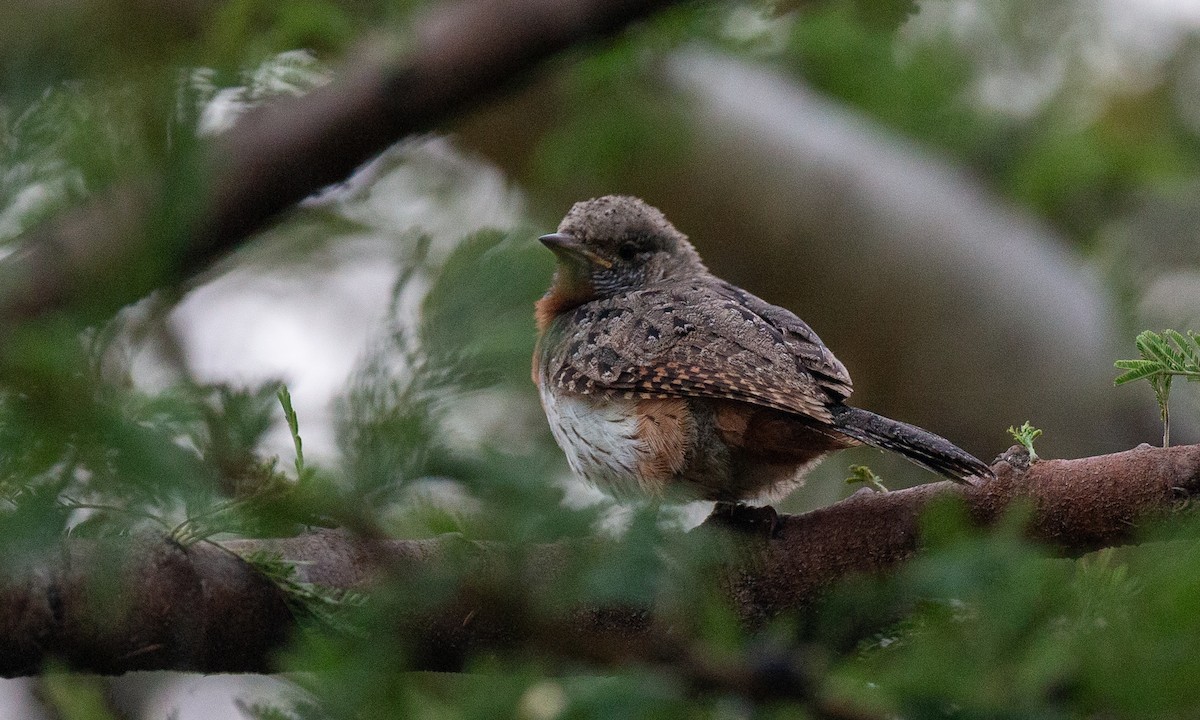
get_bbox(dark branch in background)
[0,0,680,326]
[2,444,1197,682]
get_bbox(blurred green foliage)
[203,0,359,69]
[826,505,1200,719]
[781,2,1200,246]
[532,20,697,196]
[40,672,119,720]
[784,4,982,157]
[2,0,1200,719]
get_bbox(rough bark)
[0,535,290,676]
[728,443,1200,624]
[1,443,1197,678]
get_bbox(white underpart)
[538,382,658,499]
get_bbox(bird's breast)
[538,379,693,499]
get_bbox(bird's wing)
[541,283,852,424]
[711,281,853,398]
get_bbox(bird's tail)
[830,406,993,482]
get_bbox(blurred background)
[3,0,1200,717]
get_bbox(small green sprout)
[846,464,888,492]
[1007,421,1042,462]
[1114,329,1200,447]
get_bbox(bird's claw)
[708,501,781,538]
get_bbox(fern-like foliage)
[1114,330,1200,447]
[237,550,365,636]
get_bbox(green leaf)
[277,384,305,479]
[1164,329,1191,353]
[1114,360,1166,386]
[1138,330,1187,372]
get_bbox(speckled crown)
[558,196,682,243]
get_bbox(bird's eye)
[617,242,638,261]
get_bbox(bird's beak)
[539,233,613,269]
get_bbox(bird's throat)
[535,266,596,333]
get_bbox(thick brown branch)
[727,443,1200,623]
[0,535,290,676]
[1,444,1196,679]
[0,0,678,325]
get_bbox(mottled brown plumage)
[533,195,992,504]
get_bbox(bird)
[532,195,993,514]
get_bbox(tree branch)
[727,443,1200,624]
[0,0,679,327]
[1,443,1196,679]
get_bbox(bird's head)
[537,196,707,325]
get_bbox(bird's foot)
[708,501,781,538]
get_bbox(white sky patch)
[167,137,527,466]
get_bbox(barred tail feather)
[831,406,993,482]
